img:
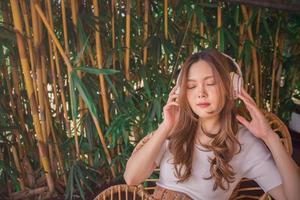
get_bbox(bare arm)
[124,85,180,185]
[263,132,300,200]
[123,123,171,185]
[236,88,300,200]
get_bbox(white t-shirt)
[154,124,282,200]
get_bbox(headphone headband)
[220,52,243,77]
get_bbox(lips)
[197,103,210,108]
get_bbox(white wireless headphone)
[174,52,243,100]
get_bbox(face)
[186,60,222,120]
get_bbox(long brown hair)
[168,48,242,191]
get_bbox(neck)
[196,115,221,145]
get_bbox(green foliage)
[0,0,300,199]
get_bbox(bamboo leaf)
[74,66,120,75]
[220,27,225,52]
[71,71,98,117]
[74,166,85,200]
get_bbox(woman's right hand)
[160,85,180,136]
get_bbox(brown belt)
[148,185,193,200]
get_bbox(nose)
[197,85,207,98]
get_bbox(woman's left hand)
[235,88,274,142]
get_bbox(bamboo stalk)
[112,0,116,69]
[143,0,149,65]
[190,13,196,54]
[270,19,281,111]
[200,21,204,47]
[61,0,70,56]
[10,0,55,193]
[164,0,168,73]
[217,1,222,50]
[2,64,26,190]
[125,0,131,80]
[93,0,110,126]
[3,9,32,151]
[11,144,26,190]
[93,0,114,170]
[30,0,48,144]
[10,53,33,151]
[241,5,261,106]
[19,0,38,103]
[71,0,82,157]
[274,33,284,113]
[164,0,168,40]
[237,21,245,67]
[44,96,67,185]
[47,29,59,121]
[34,4,116,177]
[45,0,71,139]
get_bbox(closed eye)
[206,83,216,86]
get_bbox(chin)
[194,110,218,119]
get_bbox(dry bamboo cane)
[217,1,222,50]
[93,0,115,170]
[2,9,32,151]
[164,0,168,74]
[70,0,82,157]
[44,96,68,185]
[270,20,281,111]
[274,34,284,113]
[112,0,116,69]
[47,29,60,121]
[19,1,38,103]
[30,0,48,144]
[45,0,71,138]
[61,0,70,56]
[200,21,204,48]
[2,66,26,190]
[190,13,196,54]
[143,0,149,65]
[255,9,263,102]
[34,4,116,177]
[10,53,33,151]
[237,22,245,67]
[11,143,26,190]
[10,0,55,193]
[241,5,261,106]
[93,0,110,126]
[19,1,37,102]
[137,0,141,16]
[125,0,131,80]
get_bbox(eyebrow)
[187,75,214,82]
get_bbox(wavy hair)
[168,49,242,191]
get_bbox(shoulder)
[236,124,260,146]
[236,124,271,159]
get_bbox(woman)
[124,49,300,200]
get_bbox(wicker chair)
[93,184,150,200]
[94,110,292,200]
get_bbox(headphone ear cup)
[230,72,243,99]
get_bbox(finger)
[240,88,256,106]
[238,95,257,117]
[167,94,179,103]
[236,115,250,129]
[165,101,179,109]
[238,92,254,107]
